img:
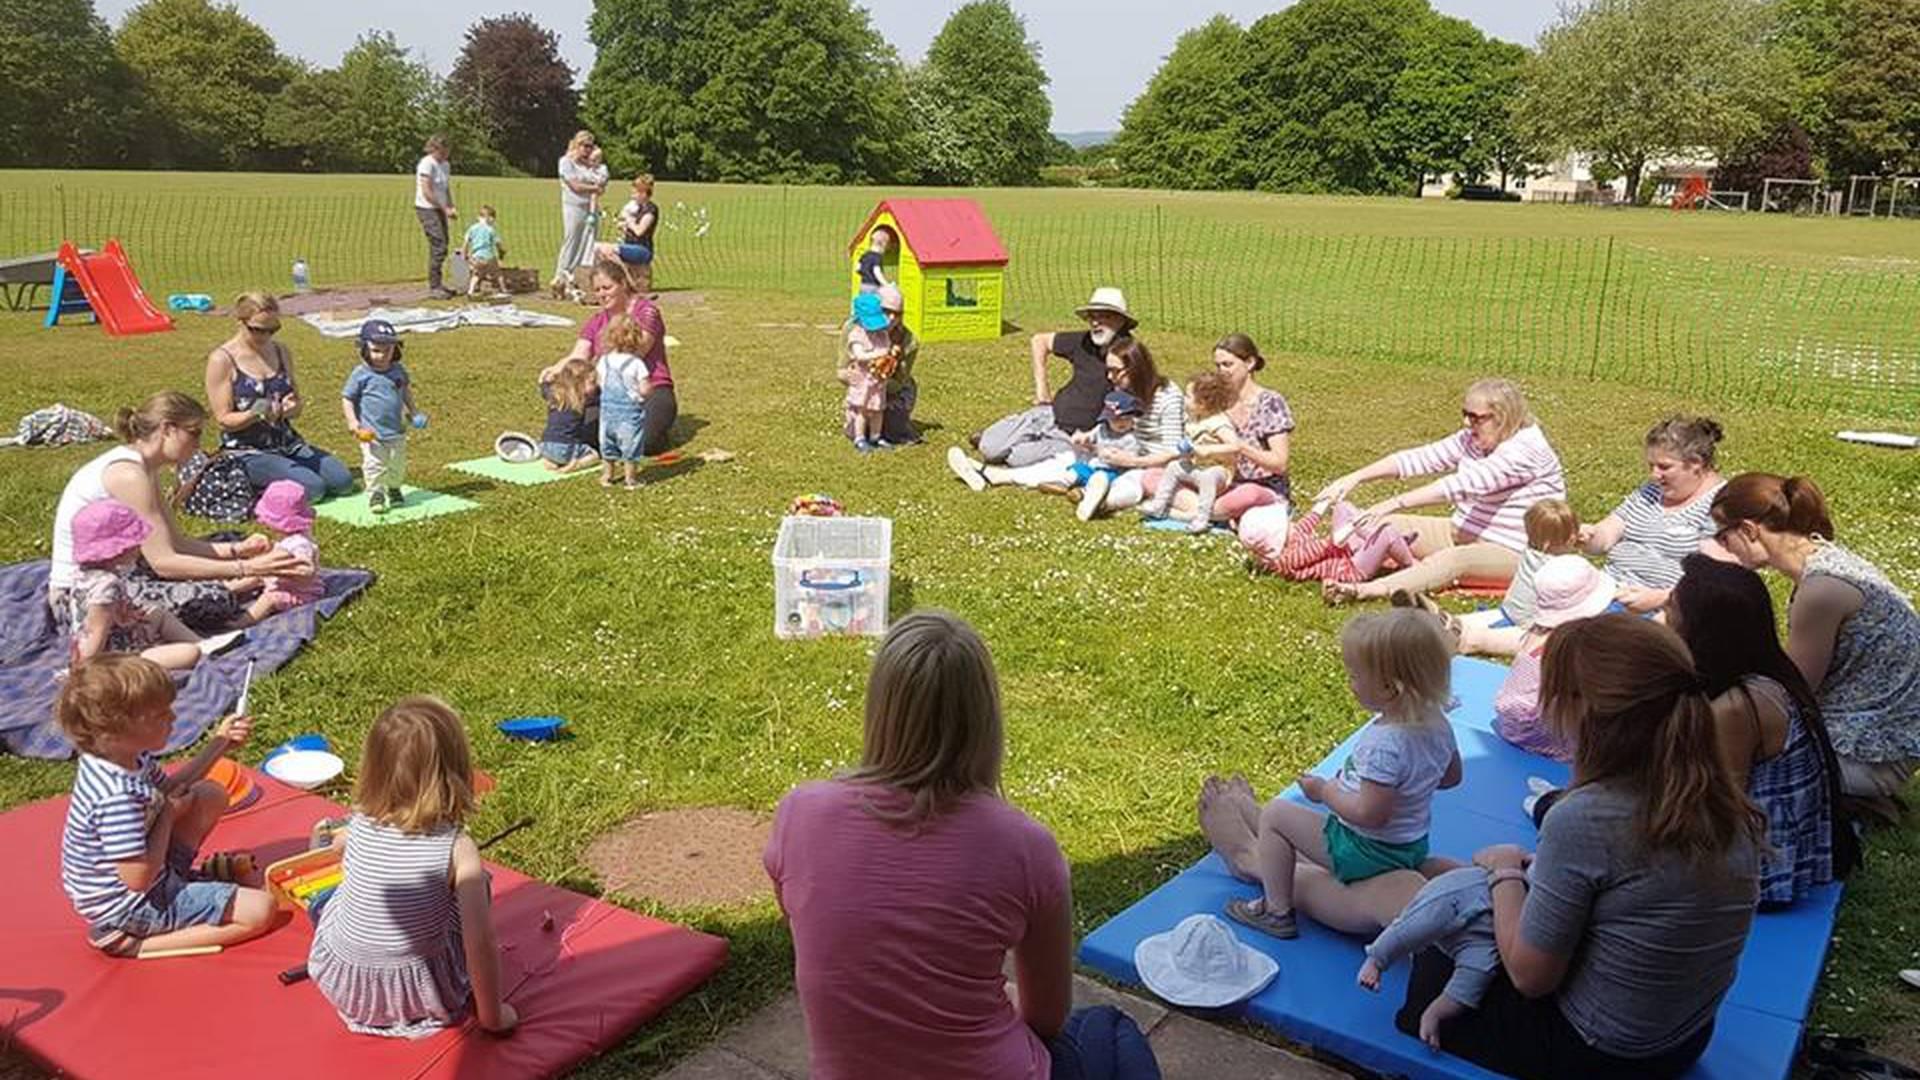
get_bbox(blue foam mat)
[1080,656,1837,1080]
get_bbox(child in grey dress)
[1356,865,1512,1049]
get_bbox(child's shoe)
[873,438,897,451]
[1077,471,1112,521]
[368,487,388,516]
[386,487,404,507]
[854,438,875,453]
[1225,897,1298,939]
[946,447,988,492]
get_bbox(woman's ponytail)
[1781,476,1835,540]
[113,392,207,444]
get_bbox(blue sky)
[92,1,1560,131]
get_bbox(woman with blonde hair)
[764,611,1160,1080]
[1401,615,1761,1075]
[551,130,609,298]
[203,291,353,503]
[49,392,307,631]
[1320,378,1567,603]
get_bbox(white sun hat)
[1134,913,1279,1008]
[1075,286,1137,330]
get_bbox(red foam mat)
[0,770,727,1080]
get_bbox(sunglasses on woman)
[246,321,280,335]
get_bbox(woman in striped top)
[1579,415,1726,613]
[1086,339,1186,515]
[1320,379,1566,603]
[308,697,517,1038]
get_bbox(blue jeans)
[113,877,237,937]
[541,440,596,466]
[1048,1006,1161,1080]
[240,446,354,502]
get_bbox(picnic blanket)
[299,305,574,338]
[0,560,374,759]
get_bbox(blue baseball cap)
[851,292,889,331]
[1103,390,1143,418]
[358,319,400,345]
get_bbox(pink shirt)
[270,533,325,602]
[764,780,1067,1080]
[1392,425,1566,553]
[1493,636,1571,760]
[580,297,673,390]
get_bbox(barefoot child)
[538,359,601,472]
[1202,608,1461,939]
[251,480,325,615]
[1357,865,1513,1049]
[57,654,276,957]
[595,314,652,488]
[308,696,518,1038]
[66,500,216,672]
[1142,370,1238,533]
[340,319,423,516]
[460,205,506,297]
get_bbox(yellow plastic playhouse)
[848,198,1008,343]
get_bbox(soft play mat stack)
[0,767,726,1080]
[1080,656,1840,1080]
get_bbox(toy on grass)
[499,715,568,742]
[411,412,429,430]
[355,427,376,443]
[788,493,843,517]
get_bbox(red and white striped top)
[1392,425,1566,552]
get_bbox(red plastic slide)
[56,239,174,336]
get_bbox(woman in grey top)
[1579,414,1726,613]
[1712,472,1920,817]
[550,130,609,298]
[1400,614,1761,1077]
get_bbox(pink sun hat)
[255,479,315,534]
[70,500,153,565]
[1531,554,1618,629]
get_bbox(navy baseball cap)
[358,319,400,345]
[1103,390,1143,418]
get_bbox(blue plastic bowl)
[263,732,331,765]
[498,716,568,742]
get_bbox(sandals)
[1803,1034,1920,1079]
[1390,588,1463,646]
[197,850,256,882]
[1322,580,1360,607]
[1225,897,1298,940]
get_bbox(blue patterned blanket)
[0,560,374,759]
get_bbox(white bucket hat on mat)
[1135,913,1279,1008]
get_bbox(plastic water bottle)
[291,259,311,293]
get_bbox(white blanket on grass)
[299,305,576,338]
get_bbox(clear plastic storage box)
[773,515,893,639]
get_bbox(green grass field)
[1,178,1918,1075]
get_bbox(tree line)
[4,0,1914,198]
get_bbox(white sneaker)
[947,447,988,493]
[1523,793,1542,820]
[198,630,246,656]
[1901,969,1920,990]
[1526,776,1556,796]
[1077,471,1112,521]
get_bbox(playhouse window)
[944,277,979,308]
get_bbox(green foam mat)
[313,488,480,527]
[447,455,597,486]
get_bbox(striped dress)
[1602,481,1723,589]
[1391,425,1567,553]
[309,814,471,1038]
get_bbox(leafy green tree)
[0,0,140,167]
[114,0,296,168]
[908,0,1052,186]
[1815,0,1920,175]
[1516,0,1782,203]
[448,14,579,176]
[1375,14,1498,195]
[1460,40,1535,189]
[582,0,913,183]
[1111,16,1251,190]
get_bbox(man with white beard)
[947,287,1137,490]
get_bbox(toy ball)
[498,715,568,742]
[788,493,843,518]
[411,413,429,430]
[265,749,345,790]
[355,428,376,443]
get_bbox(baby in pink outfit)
[252,480,324,614]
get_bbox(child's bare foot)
[600,471,616,488]
[1199,774,1262,882]
[1418,994,1468,1050]
[1357,955,1384,991]
[1322,580,1362,606]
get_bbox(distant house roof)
[850,199,1008,267]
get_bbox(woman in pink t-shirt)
[539,258,678,456]
[764,611,1160,1080]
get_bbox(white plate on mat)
[264,750,344,790]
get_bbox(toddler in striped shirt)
[56,654,276,958]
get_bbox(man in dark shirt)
[948,287,1137,489]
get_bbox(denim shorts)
[111,876,237,938]
[616,243,653,266]
[541,440,596,466]
[600,418,645,462]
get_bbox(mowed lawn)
[2,198,1918,1070]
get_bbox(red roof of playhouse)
[850,199,1008,267]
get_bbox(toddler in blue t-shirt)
[340,319,424,516]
